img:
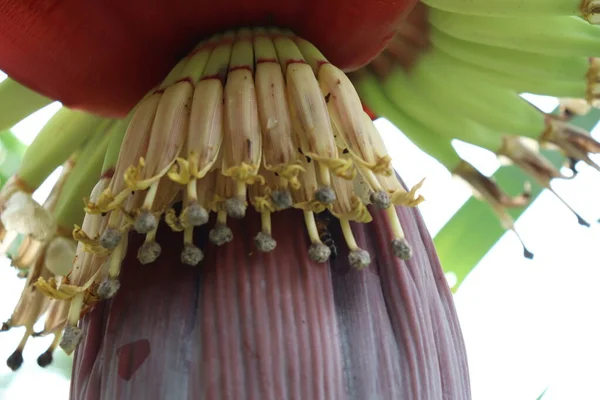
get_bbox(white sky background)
[0,71,599,399]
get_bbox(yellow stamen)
[67,293,84,327]
[340,219,371,269]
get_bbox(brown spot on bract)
[325,93,331,103]
[117,339,151,381]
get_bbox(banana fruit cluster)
[353,2,600,257]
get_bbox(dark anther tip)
[6,349,23,371]
[577,215,591,227]
[37,350,54,368]
[523,248,535,260]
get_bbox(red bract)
[71,206,470,400]
[0,0,415,117]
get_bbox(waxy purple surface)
[71,204,471,400]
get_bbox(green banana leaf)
[434,108,600,291]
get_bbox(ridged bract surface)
[71,204,471,400]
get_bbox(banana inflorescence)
[0,27,426,366]
[353,2,600,258]
[1,0,600,371]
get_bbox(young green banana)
[16,108,105,192]
[428,9,600,57]
[0,131,27,178]
[0,78,53,132]
[101,115,133,176]
[354,71,534,258]
[423,0,599,23]
[394,50,549,138]
[39,120,115,282]
[429,39,593,99]
[53,122,115,233]
[353,71,462,168]
[429,27,592,84]
[382,67,506,152]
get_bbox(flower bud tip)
[186,203,209,226]
[209,225,234,246]
[225,198,247,219]
[391,238,412,260]
[60,326,83,355]
[308,242,331,263]
[315,187,336,205]
[100,228,122,250]
[181,244,204,266]
[134,211,158,234]
[254,232,277,252]
[97,278,121,299]
[370,190,391,209]
[348,249,371,269]
[137,241,162,264]
[270,189,293,210]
